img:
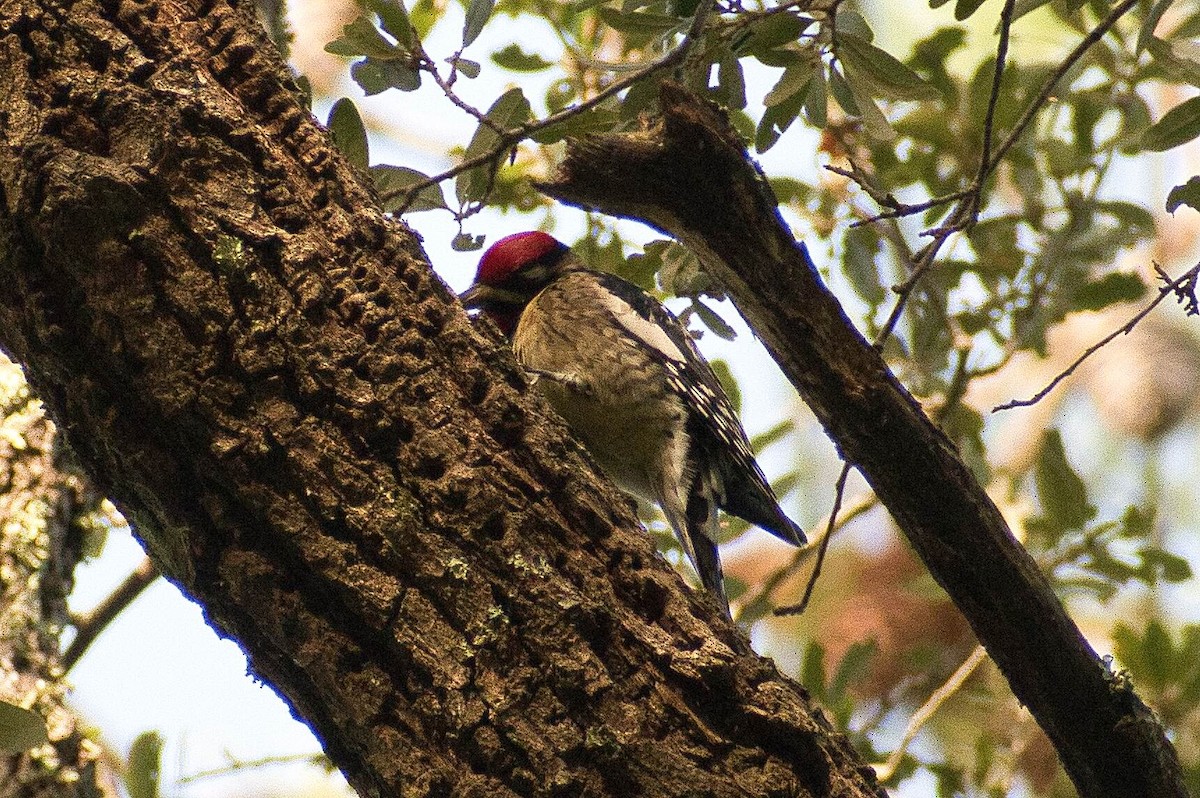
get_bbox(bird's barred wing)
[591,273,761,473]
[592,271,805,547]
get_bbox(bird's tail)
[688,527,729,617]
[662,487,730,617]
[720,460,807,547]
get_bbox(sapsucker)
[461,231,805,615]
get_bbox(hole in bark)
[480,513,506,541]
[490,404,526,449]
[420,304,447,335]
[414,453,446,480]
[636,576,670,622]
[394,415,414,444]
[469,374,490,405]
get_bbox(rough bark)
[0,355,113,798]
[538,83,1187,798]
[0,1,885,797]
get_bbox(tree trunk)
[0,1,884,796]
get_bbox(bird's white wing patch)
[597,286,689,364]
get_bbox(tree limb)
[536,82,1187,798]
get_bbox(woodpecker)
[460,231,805,615]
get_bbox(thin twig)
[178,752,329,783]
[63,555,158,672]
[418,48,507,136]
[973,0,1017,196]
[774,462,852,616]
[993,261,1200,412]
[873,644,989,783]
[386,0,720,213]
[870,0,1138,345]
[850,188,972,227]
[733,486,877,622]
[984,0,1139,175]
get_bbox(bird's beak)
[459,282,526,309]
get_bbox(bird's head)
[460,231,572,336]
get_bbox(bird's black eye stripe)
[512,245,570,289]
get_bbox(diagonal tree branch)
[537,81,1187,798]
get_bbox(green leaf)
[451,56,481,78]
[841,68,897,141]
[770,177,811,205]
[1142,619,1174,687]
[803,64,827,126]
[125,731,163,798]
[690,298,737,341]
[1119,505,1155,538]
[457,88,531,203]
[327,98,369,171]
[838,33,941,101]
[325,16,404,59]
[1145,36,1200,88]
[595,7,684,34]
[351,58,421,93]
[1137,0,1176,54]
[1137,546,1192,584]
[408,0,440,38]
[967,216,1022,277]
[750,419,794,451]
[1139,95,1200,152]
[452,232,486,251]
[491,43,554,71]
[669,0,701,16]
[843,225,885,304]
[764,60,816,108]
[372,165,448,212]
[709,359,742,414]
[756,75,809,153]
[528,108,621,144]
[1111,622,1145,678]
[369,0,417,47]
[1166,176,1200,214]
[828,64,860,116]
[0,701,47,753]
[1035,430,1096,531]
[1096,200,1155,237]
[659,243,715,297]
[833,7,872,40]
[954,0,987,20]
[737,12,808,55]
[717,54,747,110]
[830,639,877,700]
[462,0,494,46]
[1011,0,1054,21]
[1072,272,1145,311]
[621,240,668,292]
[801,641,828,696]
